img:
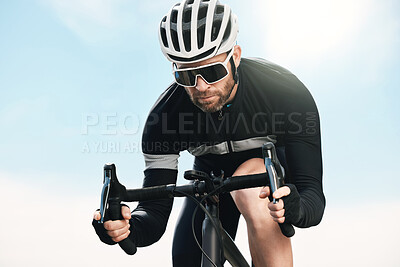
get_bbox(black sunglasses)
[173,49,234,87]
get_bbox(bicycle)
[98,142,295,267]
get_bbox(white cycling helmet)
[159,0,239,64]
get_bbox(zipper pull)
[218,110,223,120]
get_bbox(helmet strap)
[223,56,239,106]
[229,56,239,85]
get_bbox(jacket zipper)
[218,108,233,153]
[218,110,223,120]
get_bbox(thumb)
[121,205,131,220]
[259,186,270,199]
[93,210,101,221]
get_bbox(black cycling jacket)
[129,57,325,247]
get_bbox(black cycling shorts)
[172,191,241,266]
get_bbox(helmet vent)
[171,9,178,23]
[183,9,192,23]
[160,25,168,48]
[187,0,194,5]
[222,16,231,43]
[211,19,221,42]
[183,25,191,51]
[216,5,224,14]
[197,24,206,49]
[168,47,215,62]
[171,29,180,52]
[197,5,208,21]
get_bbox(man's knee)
[232,158,265,177]
[231,158,268,222]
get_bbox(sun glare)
[263,0,371,63]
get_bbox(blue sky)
[0,0,399,266]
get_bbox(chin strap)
[229,56,239,85]
[222,56,239,107]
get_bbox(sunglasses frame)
[172,48,234,87]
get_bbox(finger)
[93,211,101,221]
[259,186,270,199]
[121,205,131,220]
[107,224,130,238]
[112,229,131,243]
[272,217,286,224]
[268,200,284,211]
[273,186,291,199]
[103,219,129,231]
[270,209,285,219]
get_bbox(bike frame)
[201,199,250,267]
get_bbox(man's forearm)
[129,168,178,246]
[293,187,325,228]
[130,198,174,246]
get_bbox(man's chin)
[192,96,224,113]
[196,102,223,113]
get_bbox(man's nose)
[195,76,210,92]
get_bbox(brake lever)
[99,163,137,255]
[262,143,285,204]
[100,168,111,223]
[262,142,295,238]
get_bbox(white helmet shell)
[159,0,239,64]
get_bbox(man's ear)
[233,45,242,67]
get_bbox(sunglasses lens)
[199,64,228,84]
[175,70,195,86]
[174,63,228,86]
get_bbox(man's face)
[178,52,236,113]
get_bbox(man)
[93,0,325,266]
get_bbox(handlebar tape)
[124,185,176,202]
[279,221,295,238]
[222,173,270,191]
[108,201,137,255]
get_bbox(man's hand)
[93,205,132,243]
[259,184,301,225]
[259,186,291,223]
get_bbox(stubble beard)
[188,79,235,113]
